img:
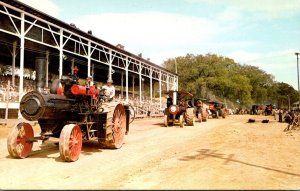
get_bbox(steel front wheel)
[185,108,195,126]
[59,124,82,162]
[7,122,34,159]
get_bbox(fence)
[0,80,18,125]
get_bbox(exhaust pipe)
[35,57,46,92]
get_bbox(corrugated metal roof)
[1,0,177,76]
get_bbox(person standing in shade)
[278,109,283,122]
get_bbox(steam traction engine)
[7,75,130,162]
[164,91,195,127]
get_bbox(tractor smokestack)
[35,57,46,92]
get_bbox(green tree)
[163,53,296,109]
[274,82,298,108]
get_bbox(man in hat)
[102,78,115,101]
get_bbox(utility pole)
[174,58,178,74]
[295,52,300,109]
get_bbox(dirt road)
[0,115,299,190]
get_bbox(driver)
[101,78,115,101]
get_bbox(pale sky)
[19,0,300,89]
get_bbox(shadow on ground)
[5,141,103,162]
[179,148,300,177]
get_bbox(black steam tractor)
[208,101,227,118]
[164,91,195,127]
[7,71,131,162]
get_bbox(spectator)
[102,78,115,101]
[284,110,294,124]
[278,109,283,122]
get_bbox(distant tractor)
[194,98,209,122]
[264,104,274,116]
[251,105,259,115]
[208,101,228,119]
[164,91,195,127]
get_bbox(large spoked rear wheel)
[102,104,126,149]
[7,122,34,159]
[185,108,195,126]
[59,124,82,162]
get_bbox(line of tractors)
[6,76,228,162]
[163,90,228,128]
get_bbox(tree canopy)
[163,53,297,109]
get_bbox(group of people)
[282,110,297,124]
[275,109,298,125]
